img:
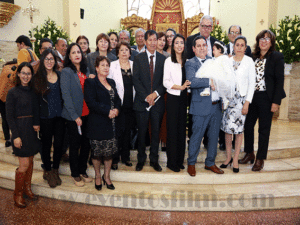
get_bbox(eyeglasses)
[201,25,213,29]
[230,31,240,35]
[259,37,271,42]
[41,47,53,51]
[20,72,32,76]
[166,35,174,39]
[45,58,55,63]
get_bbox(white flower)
[58,26,61,29]
[48,31,51,37]
[288,23,292,27]
[291,46,295,50]
[280,40,283,43]
[296,35,300,41]
[53,29,56,34]
[279,49,282,52]
[288,37,291,41]
[297,52,299,55]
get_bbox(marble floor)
[0,188,300,225]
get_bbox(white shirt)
[206,36,212,57]
[136,45,146,53]
[197,57,220,102]
[229,42,234,55]
[56,50,65,61]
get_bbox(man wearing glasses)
[226,25,252,57]
[186,15,218,59]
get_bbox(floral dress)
[221,60,246,134]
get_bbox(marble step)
[0,140,299,164]
[0,162,299,211]
[1,152,300,184]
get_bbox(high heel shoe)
[220,158,233,168]
[95,177,102,191]
[233,167,239,173]
[102,175,115,190]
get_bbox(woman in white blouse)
[108,41,135,170]
[163,34,191,172]
[220,36,256,173]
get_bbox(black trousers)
[66,116,90,177]
[113,108,136,164]
[40,117,65,171]
[136,106,164,164]
[166,93,187,168]
[0,100,10,140]
[244,91,273,160]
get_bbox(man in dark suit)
[186,15,218,59]
[186,36,224,177]
[132,30,166,172]
[226,25,252,57]
[131,28,146,53]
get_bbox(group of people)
[1,14,285,209]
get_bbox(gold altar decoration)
[0,2,21,28]
[120,14,149,31]
[121,1,216,38]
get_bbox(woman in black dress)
[33,49,65,188]
[6,62,40,208]
[84,56,121,190]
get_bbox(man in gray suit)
[132,30,166,172]
[186,35,224,177]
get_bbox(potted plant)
[270,15,300,74]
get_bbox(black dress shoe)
[136,162,144,171]
[161,147,166,152]
[102,175,115,190]
[167,165,180,172]
[95,183,102,190]
[122,161,133,167]
[111,164,118,170]
[5,140,11,147]
[219,143,226,151]
[150,162,162,172]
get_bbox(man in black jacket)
[186,15,218,59]
[226,25,252,57]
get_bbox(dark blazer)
[86,51,117,75]
[262,51,286,105]
[226,44,252,57]
[60,67,90,121]
[186,33,218,59]
[84,77,121,141]
[132,51,166,111]
[33,71,63,118]
[110,48,139,61]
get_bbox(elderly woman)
[164,28,176,55]
[6,62,40,208]
[108,32,119,52]
[61,43,92,187]
[108,41,135,170]
[76,35,91,57]
[84,56,121,190]
[220,36,256,173]
[87,33,117,75]
[240,30,285,171]
[163,34,190,172]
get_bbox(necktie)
[150,55,154,92]
[201,59,206,63]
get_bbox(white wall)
[277,0,300,22]
[80,0,127,50]
[210,0,257,47]
[0,0,64,41]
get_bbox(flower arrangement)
[0,58,5,63]
[210,24,229,45]
[29,17,71,57]
[107,26,135,46]
[270,15,300,64]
